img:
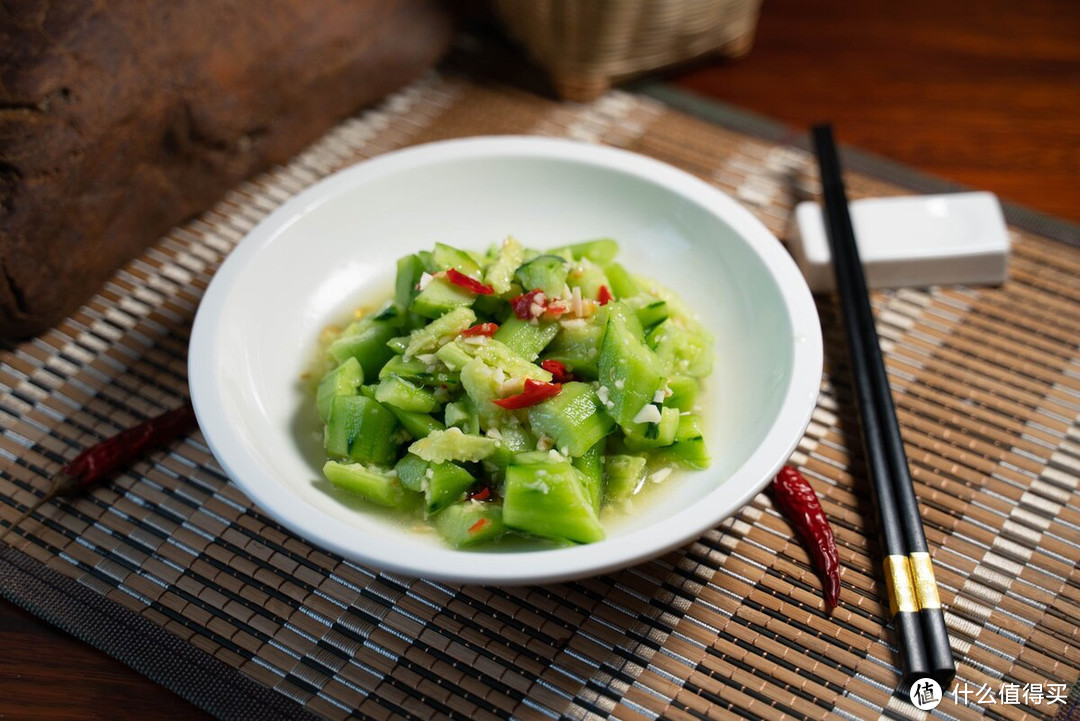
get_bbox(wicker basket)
[493,0,763,101]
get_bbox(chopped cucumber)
[316,357,363,421]
[412,277,475,318]
[404,306,475,358]
[375,376,439,413]
[324,395,398,465]
[394,453,429,492]
[503,463,605,543]
[493,317,559,361]
[647,319,714,378]
[387,408,444,440]
[603,262,640,299]
[573,440,604,512]
[665,375,699,411]
[566,238,618,264]
[379,355,460,389]
[540,315,605,379]
[623,406,680,450]
[514,255,568,297]
[328,322,397,379]
[598,302,665,435]
[424,461,476,514]
[603,454,647,505]
[650,413,710,469]
[444,398,480,435]
[322,461,405,507]
[409,427,499,463]
[432,242,483,279]
[484,237,524,296]
[395,254,425,309]
[528,381,614,457]
[434,502,506,548]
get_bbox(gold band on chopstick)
[884,554,918,616]
[909,551,942,610]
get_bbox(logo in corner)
[910,678,943,710]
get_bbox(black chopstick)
[811,124,956,691]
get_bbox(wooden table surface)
[2,1,1077,719]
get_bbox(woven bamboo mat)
[1,71,1078,721]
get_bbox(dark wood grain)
[669,0,1080,223]
[2,2,1077,720]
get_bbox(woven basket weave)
[494,0,763,101]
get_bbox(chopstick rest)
[789,192,1010,292]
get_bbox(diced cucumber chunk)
[394,453,429,492]
[322,461,405,507]
[432,242,483,279]
[566,238,618,264]
[573,440,604,512]
[632,299,670,330]
[412,277,475,318]
[409,427,499,463]
[528,381,614,457]
[493,317,559,361]
[328,322,397,379]
[379,355,460,389]
[388,408,444,439]
[541,317,605,379]
[598,302,665,435]
[375,376,439,413]
[647,319,714,378]
[650,413,710,469]
[425,461,476,514]
[565,259,610,299]
[603,454,647,505]
[444,398,480,435]
[395,254,425,309]
[405,306,475,357]
[602,262,640,299]
[460,338,553,382]
[324,395,398,465]
[316,357,363,421]
[665,375,699,411]
[514,255,568,297]
[623,406,680,450]
[434,502,506,548]
[503,463,605,543]
[484,236,524,296]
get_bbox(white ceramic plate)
[189,136,822,585]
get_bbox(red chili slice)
[445,268,494,295]
[468,518,490,534]
[492,378,562,409]
[461,322,499,337]
[468,485,492,501]
[539,359,574,383]
[597,285,613,305]
[510,289,545,320]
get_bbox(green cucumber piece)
[572,440,604,512]
[503,463,605,543]
[374,376,439,413]
[633,299,670,329]
[651,413,710,469]
[666,375,699,411]
[623,406,680,450]
[408,427,499,463]
[388,409,444,439]
[316,357,363,421]
[514,255,568,297]
[566,238,618,264]
[493,317,559,361]
[395,254,425,309]
[540,317,605,379]
[603,454,647,505]
[322,461,405,507]
[394,453,429,492]
[379,355,460,389]
[404,306,475,357]
[324,395,398,465]
[444,398,480,435]
[647,319,714,378]
[328,322,397,379]
[412,277,475,319]
[565,260,610,300]
[602,262,640,299]
[598,302,665,435]
[424,461,476,514]
[434,502,506,548]
[527,381,614,457]
[484,237,524,296]
[432,242,483,279]
[435,341,474,371]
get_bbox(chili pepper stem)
[0,472,79,544]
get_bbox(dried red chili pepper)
[539,359,575,383]
[0,400,198,543]
[597,285,613,305]
[770,465,841,610]
[467,484,492,501]
[468,518,490,535]
[492,378,562,409]
[460,322,499,337]
[510,289,545,320]
[444,268,494,295]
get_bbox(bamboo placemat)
[1,71,1078,721]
